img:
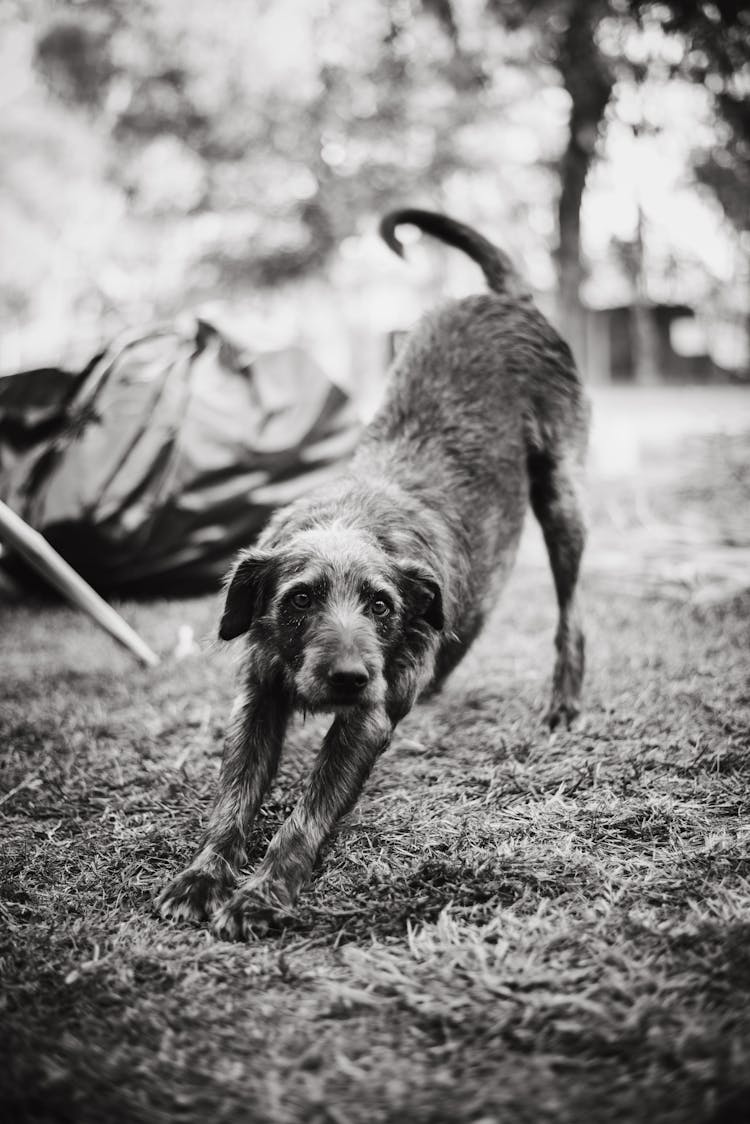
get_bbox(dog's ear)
[219,548,277,640]
[396,561,444,630]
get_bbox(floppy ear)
[397,561,444,631]
[219,549,277,640]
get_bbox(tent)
[0,318,360,599]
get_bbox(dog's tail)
[379,208,529,300]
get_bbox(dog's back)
[366,210,589,689]
[376,208,589,464]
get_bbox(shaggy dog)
[157,208,590,939]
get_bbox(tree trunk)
[631,199,660,383]
[555,0,614,376]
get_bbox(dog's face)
[219,526,443,712]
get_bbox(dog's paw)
[211,886,290,942]
[156,866,235,924]
[546,695,580,731]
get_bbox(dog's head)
[219,526,443,712]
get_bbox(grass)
[2,409,749,1124]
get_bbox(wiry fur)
[157,208,590,939]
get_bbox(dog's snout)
[328,660,369,693]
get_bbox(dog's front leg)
[212,705,392,940]
[156,680,288,924]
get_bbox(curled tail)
[379,208,530,300]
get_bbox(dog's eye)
[371,597,391,618]
[290,590,312,610]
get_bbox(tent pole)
[0,499,159,668]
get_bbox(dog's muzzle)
[327,657,370,703]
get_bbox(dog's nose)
[328,661,369,693]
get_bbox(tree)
[627,1,750,372]
[29,0,499,295]
[642,1,750,236]
[481,2,612,345]
[485,0,749,369]
[5,0,747,376]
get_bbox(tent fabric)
[0,319,360,595]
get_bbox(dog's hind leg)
[528,450,586,728]
[156,681,288,923]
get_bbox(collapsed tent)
[0,319,360,595]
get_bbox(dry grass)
[1,406,749,1124]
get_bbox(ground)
[1,386,749,1124]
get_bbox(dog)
[156,208,590,940]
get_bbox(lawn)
[1,388,749,1124]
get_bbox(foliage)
[627,2,750,234]
[0,0,746,361]
[27,0,510,285]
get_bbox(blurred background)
[1,0,748,398]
